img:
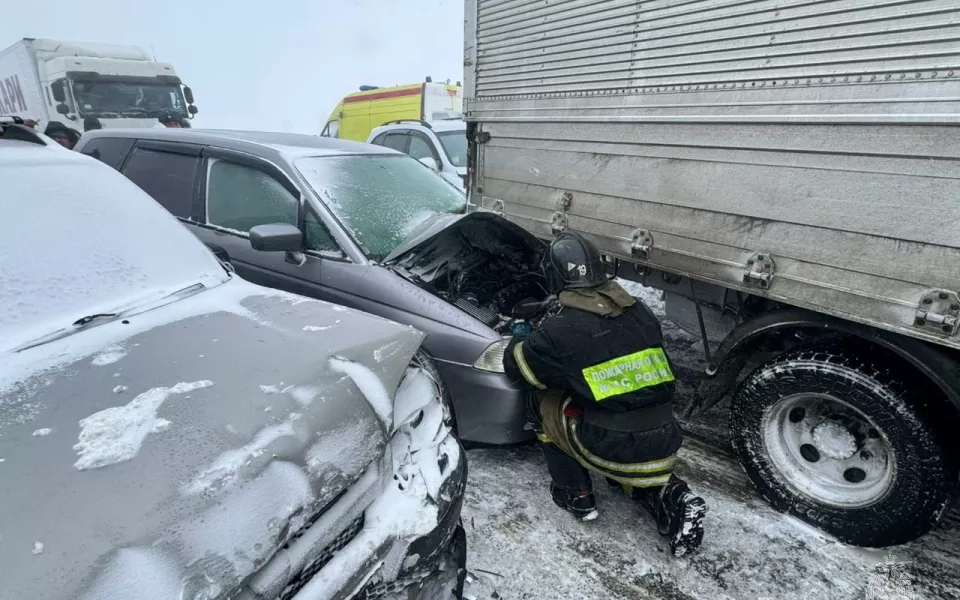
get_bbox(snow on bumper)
[290,367,466,600]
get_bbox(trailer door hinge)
[915,290,960,335]
[551,212,568,234]
[473,131,491,144]
[742,252,775,289]
[630,229,654,260]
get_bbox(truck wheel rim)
[761,393,896,509]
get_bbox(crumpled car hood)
[383,211,544,266]
[0,278,423,600]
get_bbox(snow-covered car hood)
[0,278,423,600]
[383,211,544,265]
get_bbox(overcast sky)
[0,0,464,132]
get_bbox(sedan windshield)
[71,79,187,118]
[437,131,467,168]
[296,154,466,260]
[1,157,228,351]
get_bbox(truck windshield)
[436,131,467,168]
[296,154,466,260]
[71,79,187,118]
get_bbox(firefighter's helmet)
[541,231,607,293]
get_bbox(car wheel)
[411,350,457,434]
[730,346,957,547]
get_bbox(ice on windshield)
[0,159,229,351]
[295,154,466,260]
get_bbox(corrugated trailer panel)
[464,0,960,350]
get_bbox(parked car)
[367,120,467,190]
[76,129,548,446]
[1,126,466,600]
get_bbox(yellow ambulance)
[321,79,462,142]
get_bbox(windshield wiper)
[72,313,118,327]
[12,282,208,353]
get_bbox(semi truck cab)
[20,39,197,129]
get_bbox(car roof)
[0,138,90,166]
[80,128,401,162]
[371,121,465,136]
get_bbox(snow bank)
[73,380,213,471]
[328,358,392,428]
[616,277,665,317]
[184,421,296,496]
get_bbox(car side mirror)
[51,80,66,103]
[249,223,303,252]
[418,156,440,172]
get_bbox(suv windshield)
[1,157,228,351]
[71,79,187,118]
[296,154,466,260]
[436,131,467,167]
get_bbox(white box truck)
[464,0,960,547]
[0,38,197,132]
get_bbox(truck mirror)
[56,103,70,115]
[188,105,199,115]
[183,86,195,104]
[51,80,66,103]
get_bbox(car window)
[304,208,341,256]
[323,120,339,138]
[408,134,438,162]
[436,131,467,168]
[206,159,299,234]
[122,147,199,219]
[78,137,134,171]
[380,133,408,153]
[296,154,466,260]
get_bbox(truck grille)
[276,514,365,600]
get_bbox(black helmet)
[541,231,606,293]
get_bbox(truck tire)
[730,347,956,546]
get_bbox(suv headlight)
[473,338,511,373]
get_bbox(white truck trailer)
[0,38,197,131]
[464,0,960,547]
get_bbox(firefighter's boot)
[550,483,599,522]
[635,475,706,558]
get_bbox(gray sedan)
[76,129,551,445]
[1,132,465,599]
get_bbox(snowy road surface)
[461,283,960,600]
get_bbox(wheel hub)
[762,393,896,509]
[812,421,858,460]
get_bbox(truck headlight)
[473,338,511,373]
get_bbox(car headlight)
[473,338,511,373]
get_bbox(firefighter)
[503,231,707,557]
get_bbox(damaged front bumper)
[279,367,467,600]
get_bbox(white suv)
[367,120,466,190]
